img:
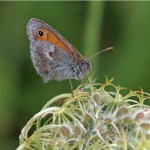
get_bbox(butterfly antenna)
[88,47,114,60]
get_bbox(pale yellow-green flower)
[17,78,150,150]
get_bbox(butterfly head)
[76,59,92,80]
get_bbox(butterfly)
[27,18,92,83]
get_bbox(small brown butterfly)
[27,18,92,83]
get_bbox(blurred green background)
[0,1,149,149]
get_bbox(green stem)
[83,1,104,77]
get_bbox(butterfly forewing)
[27,18,82,59]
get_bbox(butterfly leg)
[69,79,73,92]
[85,75,89,82]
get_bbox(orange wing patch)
[35,29,70,51]
[34,28,81,59]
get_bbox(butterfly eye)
[38,30,44,36]
[85,63,89,68]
